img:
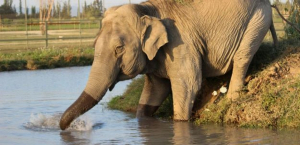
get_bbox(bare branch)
[272,4,300,34]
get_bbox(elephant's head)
[60,5,168,130]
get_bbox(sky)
[0,0,147,15]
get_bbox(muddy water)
[1,66,300,144]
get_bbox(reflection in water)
[138,118,210,144]
[172,122,195,145]
[59,123,104,144]
[138,118,300,145]
[60,131,92,145]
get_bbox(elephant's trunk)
[60,60,117,130]
[59,91,98,130]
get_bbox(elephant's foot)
[227,92,239,101]
[227,78,245,101]
[227,87,242,101]
[173,103,192,121]
[136,104,160,118]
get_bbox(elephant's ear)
[141,15,168,60]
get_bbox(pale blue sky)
[0,0,288,15]
[0,0,147,15]
[0,0,147,10]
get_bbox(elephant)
[60,0,277,130]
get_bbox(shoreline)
[0,47,94,72]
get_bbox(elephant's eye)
[115,45,125,54]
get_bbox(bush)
[2,18,13,24]
[285,7,300,39]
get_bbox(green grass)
[0,23,100,31]
[108,76,174,118]
[0,46,94,71]
[108,77,145,112]
[0,18,101,31]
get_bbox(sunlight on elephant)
[60,0,277,130]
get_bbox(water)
[1,66,300,144]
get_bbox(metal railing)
[0,19,102,51]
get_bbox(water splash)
[24,113,94,131]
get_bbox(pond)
[1,66,300,144]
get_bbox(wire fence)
[0,18,102,52]
[0,0,105,53]
[0,12,288,53]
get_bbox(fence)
[0,19,102,52]
[0,18,286,53]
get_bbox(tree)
[285,0,300,38]
[26,7,28,16]
[0,0,16,18]
[39,0,54,35]
[83,0,87,17]
[67,0,71,17]
[13,5,16,13]
[52,1,56,17]
[31,6,36,18]
[61,1,71,18]
[83,0,104,18]
[285,0,292,12]
[54,2,61,18]
[19,0,22,15]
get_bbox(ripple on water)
[23,113,101,132]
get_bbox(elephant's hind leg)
[228,5,272,100]
[136,74,171,118]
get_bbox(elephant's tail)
[270,21,278,48]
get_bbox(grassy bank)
[108,39,300,128]
[108,77,174,118]
[0,47,94,71]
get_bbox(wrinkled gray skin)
[60,0,277,130]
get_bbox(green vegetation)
[285,7,300,38]
[108,77,144,112]
[107,39,300,128]
[0,46,94,71]
[0,19,101,31]
[108,76,174,118]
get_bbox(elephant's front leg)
[167,57,202,120]
[136,74,171,118]
[170,76,201,121]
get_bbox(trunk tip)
[59,91,98,130]
[60,118,69,130]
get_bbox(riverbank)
[108,39,300,128]
[0,47,94,71]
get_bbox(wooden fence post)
[45,21,48,48]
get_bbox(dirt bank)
[196,40,300,128]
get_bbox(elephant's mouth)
[109,71,139,91]
[109,81,118,91]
